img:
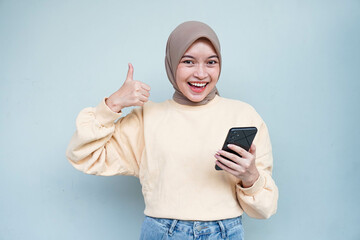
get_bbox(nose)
[193,64,208,80]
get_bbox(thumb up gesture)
[105,63,151,113]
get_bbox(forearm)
[66,98,121,174]
[65,97,143,176]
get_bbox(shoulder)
[218,96,257,112]
[218,96,265,123]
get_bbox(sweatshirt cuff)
[94,97,122,127]
[236,174,266,196]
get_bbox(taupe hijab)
[165,21,222,106]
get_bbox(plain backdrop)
[1,0,359,239]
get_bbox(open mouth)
[188,82,208,88]
[187,82,208,93]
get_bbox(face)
[175,38,220,102]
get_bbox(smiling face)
[175,38,220,103]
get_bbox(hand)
[214,144,259,188]
[105,63,151,113]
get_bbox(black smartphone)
[215,127,258,170]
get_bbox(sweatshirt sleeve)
[65,97,144,177]
[235,117,279,219]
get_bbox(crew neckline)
[168,95,222,111]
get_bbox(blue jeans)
[139,215,244,240]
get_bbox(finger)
[214,153,240,171]
[134,99,145,107]
[139,89,150,98]
[216,149,241,164]
[126,63,134,81]
[227,144,252,159]
[215,159,240,176]
[141,83,151,91]
[249,144,256,156]
[138,95,149,103]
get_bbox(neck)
[172,87,219,106]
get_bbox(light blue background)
[1,0,359,239]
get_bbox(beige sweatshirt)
[66,95,278,220]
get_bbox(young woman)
[66,21,278,240]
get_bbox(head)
[176,38,220,103]
[165,21,222,106]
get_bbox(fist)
[106,63,151,112]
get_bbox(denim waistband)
[146,215,242,239]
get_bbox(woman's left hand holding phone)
[215,144,260,188]
[105,63,151,113]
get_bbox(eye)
[182,60,194,64]
[207,60,218,65]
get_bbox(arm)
[66,63,151,177]
[235,120,279,219]
[214,117,278,219]
[65,97,144,177]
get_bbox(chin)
[187,95,206,102]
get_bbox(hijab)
[165,21,222,106]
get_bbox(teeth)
[189,82,207,87]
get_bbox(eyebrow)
[208,55,219,59]
[181,55,219,59]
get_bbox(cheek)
[210,68,220,82]
[175,68,183,87]
[175,75,185,88]
[175,74,188,93]
[176,68,191,83]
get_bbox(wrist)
[241,171,260,188]
[105,97,122,113]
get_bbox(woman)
[66,21,278,239]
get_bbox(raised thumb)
[125,63,134,81]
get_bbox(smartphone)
[215,127,258,170]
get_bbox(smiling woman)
[176,38,220,102]
[66,21,279,240]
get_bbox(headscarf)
[165,21,222,106]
